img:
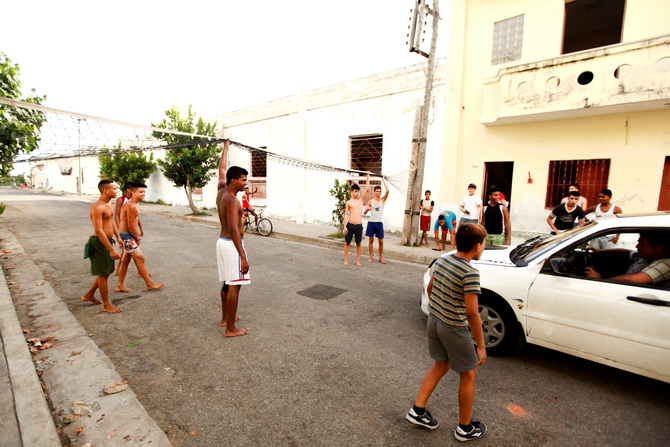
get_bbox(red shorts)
[420,215,431,231]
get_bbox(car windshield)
[510,221,596,266]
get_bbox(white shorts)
[216,238,251,285]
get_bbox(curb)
[0,228,172,447]
[0,259,61,447]
[147,210,436,266]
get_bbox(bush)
[329,179,351,233]
[0,202,5,215]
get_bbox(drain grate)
[297,284,347,300]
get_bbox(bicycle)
[243,209,273,236]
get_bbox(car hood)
[472,246,516,267]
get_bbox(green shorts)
[485,233,505,246]
[84,236,115,276]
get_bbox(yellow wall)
[445,0,670,234]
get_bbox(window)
[491,14,524,65]
[562,0,625,54]
[250,147,267,199]
[545,159,610,208]
[350,134,383,202]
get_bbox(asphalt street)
[1,188,669,446]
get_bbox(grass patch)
[143,198,170,205]
[0,202,5,215]
[329,232,345,239]
[188,211,211,217]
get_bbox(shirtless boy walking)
[343,175,370,267]
[115,183,164,292]
[81,179,123,314]
[217,139,251,337]
[114,181,144,275]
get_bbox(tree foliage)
[0,52,46,176]
[98,142,157,186]
[152,105,220,214]
[330,179,351,234]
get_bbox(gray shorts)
[427,314,478,372]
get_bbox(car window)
[512,222,595,264]
[543,230,670,290]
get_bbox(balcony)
[481,35,670,125]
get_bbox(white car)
[421,214,670,383]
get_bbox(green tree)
[330,179,351,234]
[98,143,157,186]
[152,106,220,214]
[0,52,46,176]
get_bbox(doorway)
[658,156,670,211]
[484,162,514,207]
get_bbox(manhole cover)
[297,284,347,300]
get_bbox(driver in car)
[585,232,670,287]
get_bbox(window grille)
[545,159,610,208]
[350,134,383,202]
[250,147,267,199]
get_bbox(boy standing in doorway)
[406,223,488,441]
[481,187,511,245]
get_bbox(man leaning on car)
[585,232,670,287]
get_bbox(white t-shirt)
[461,194,482,217]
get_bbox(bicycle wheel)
[257,218,273,236]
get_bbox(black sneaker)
[406,407,439,429]
[454,420,487,441]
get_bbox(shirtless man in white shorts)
[217,139,251,337]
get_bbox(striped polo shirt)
[429,254,481,327]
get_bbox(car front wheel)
[478,295,520,355]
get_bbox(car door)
[525,270,670,381]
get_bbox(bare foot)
[344,261,349,266]
[220,316,241,327]
[81,295,101,305]
[146,283,165,290]
[368,258,374,263]
[225,327,250,337]
[115,285,133,293]
[379,259,387,264]
[103,305,122,314]
[355,262,362,267]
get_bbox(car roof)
[591,213,670,230]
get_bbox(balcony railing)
[481,35,670,125]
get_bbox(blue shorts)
[366,222,384,239]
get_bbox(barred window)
[545,159,610,209]
[350,134,383,202]
[250,147,267,199]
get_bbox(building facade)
[444,0,670,234]
[212,61,450,231]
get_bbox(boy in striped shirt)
[406,223,489,442]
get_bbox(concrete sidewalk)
[141,201,449,266]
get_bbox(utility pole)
[402,0,440,246]
[77,118,83,195]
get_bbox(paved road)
[2,189,669,446]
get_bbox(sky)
[2,0,449,126]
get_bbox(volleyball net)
[0,97,410,193]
